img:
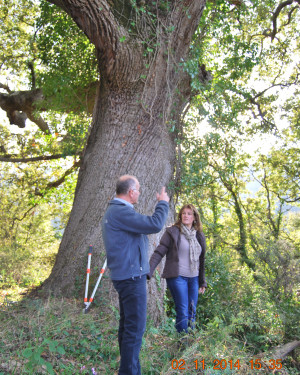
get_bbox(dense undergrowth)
[1,209,299,374]
[0,291,299,375]
[1,238,299,375]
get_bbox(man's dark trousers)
[112,275,147,375]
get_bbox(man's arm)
[115,200,169,234]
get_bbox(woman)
[148,204,207,333]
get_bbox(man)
[102,175,169,375]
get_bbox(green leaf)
[22,348,33,359]
[57,345,66,355]
[48,341,58,352]
[46,362,55,374]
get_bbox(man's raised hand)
[156,186,170,202]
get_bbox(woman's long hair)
[174,204,203,232]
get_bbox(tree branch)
[247,73,299,130]
[0,83,11,93]
[263,0,300,40]
[35,160,81,195]
[0,89,51,133]
[11,203,39,230]
[0,154,76,163]
[28,61,36,90]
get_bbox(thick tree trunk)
[44,73,182,320]
[43,0,207,323]
[43,77,180,322]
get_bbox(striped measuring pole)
[83,258,107,314]
[84,245,93,306]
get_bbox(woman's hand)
[199,287,206,294]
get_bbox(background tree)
[177,123,299,350]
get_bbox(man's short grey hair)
[116,176,137,195]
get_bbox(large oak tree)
[36,0,210,321]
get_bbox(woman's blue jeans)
[166,276,199,333]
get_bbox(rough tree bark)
[42,0,208,323]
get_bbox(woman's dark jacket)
[148,225,207,288]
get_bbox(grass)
[0,296,119,374]
[0,295,299,375]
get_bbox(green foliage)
[176,94,299,357]
[1,297,299,374]
[0,0,92,296]
[22,338,65,374]
[254,146,300,204]
[0,175,64,293]
[252,236,300,298]
[0,1,92,293]
[35,1,98,112]
[198,247,299,351]
[187,0,300,134]
[0,127,78,292]
[0,298,120,374]
[0,0,39,88]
